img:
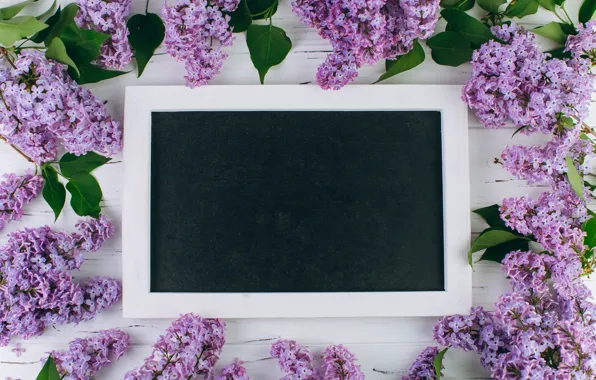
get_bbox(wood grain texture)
[0,0,595,378]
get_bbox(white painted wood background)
[1,0,595,378]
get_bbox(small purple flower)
[124,313,226,379]
[270,339,321,379]
[217,359,249,380]
[49,329,130,380]
[0,171,44,231]
[402,346,441,380]
[322,344,364,380]
[11,343,25,357]
[565,20,596,61]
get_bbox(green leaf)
[66,172,102,218]
[36,0,57,20]
[37,355,61,380]
[31,5,59,43]
[434,348,448,380]
[441,9,497,46]
[45,37,79,75]
[480,238,530,263]
[247,0,278,19]
[59,152,111,178]
[127,13,165,77]
[0,16,48,46]
[42,3,78,45]
[532,22,568,44]
[538,0,556,10]
[506,0,539,18]
[558,114,575,129]
[477,0,506,13]
[473,204,508,230]
[565,155,585,200]
[582,215,596,249]
[0,0,35,20]
[427,31,473,66]
[440,0,476,10]
[580,0,596,24]
[41,166,65,221]
[61,26,109,66]
[68,63,127,84]
[545,46,572,59]
[375,40,425,83]
[469,229,522,266]
[227,0,252,33]
[246,24,291,84]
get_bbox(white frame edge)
[123,85,471,319]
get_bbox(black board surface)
[150,111,444,293]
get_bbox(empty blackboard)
[149,111,445,293]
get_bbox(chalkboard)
[149,111,445,293]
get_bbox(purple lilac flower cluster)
[217,359,249,380]
[463,24,593,134]
[161,0,239,88]
[75,0,133,70]
[0,50,122,164]
[124,313,226,379]
[0,216,120,346]
[402,346,442,380]
[49,329,130,380]
[0,171,44,231]
[435,250,596,378]
[322,344,364,380]
[271,339,321,379]
[292,0,440,90]
[565,20,596,61]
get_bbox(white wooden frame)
[123,85,471,319]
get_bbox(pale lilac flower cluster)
[463,24,593,134]
[501,136,592,186]
[0,216,120,346]
[270,339,321,379]
[402,346,442,380]
[322,344,364,380]
[435,249,596,378]
[565,20,596,61]
[124,313,226,379]
[75,0,133,70]
[0,50,122,164]
[217,359,249,380]
[0,171,43,231]
[293,0,440,89]
[49,329,130,380]
[161,0,239,88]
[499,183,588,259]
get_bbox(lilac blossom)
[49,329,130,380]
[0,217,119,346]
[292,0,440,89]
[124,313,226,379]
[0,50,122,164]
[161,0,238,87]
[402,346,442,380]
[322,344,364,380]
[75,0,133,70]
[565,20,596,61]
[0,171,43,231]
[217,359,249,380]
[270,339,321,379]
[463,23,594,134]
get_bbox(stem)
[16,38,30,50]
[1,49,16,70]
[146,0,150,13]
[561,4,573,25]
[0,135,35,164]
